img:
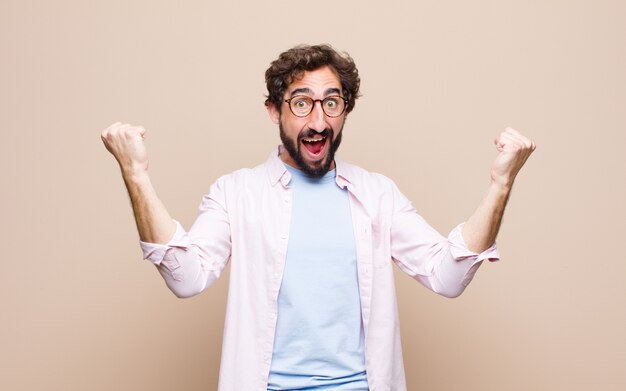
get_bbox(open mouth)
[301,135,327,157]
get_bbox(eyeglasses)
[284,95,348,118]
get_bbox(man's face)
[268,66,346,177]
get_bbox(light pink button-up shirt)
[140,148,499,391]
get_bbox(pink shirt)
[140,148,499,391]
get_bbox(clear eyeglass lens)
[291,97,312,115]
[323,97,342,115]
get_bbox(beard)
[279,123,343,178]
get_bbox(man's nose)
[307,101,328,132]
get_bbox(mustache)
[299,128,332,139]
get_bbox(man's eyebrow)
[290,87,311,96]
[289,87,343,97]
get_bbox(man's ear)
[267,103,280,125]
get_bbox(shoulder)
[340,160,416,220]
[209,160,272,192]
[337,159,398,192]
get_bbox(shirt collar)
[334,158,354,190]
[267,147,290,187]
[266,146,355,190]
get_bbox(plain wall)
[1,0,625,390]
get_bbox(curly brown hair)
[264,44,361,114]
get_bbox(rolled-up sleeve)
[140,220,189,265]
[138,177,232,298]
[442,222,499,292]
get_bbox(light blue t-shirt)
[267,165,369,391]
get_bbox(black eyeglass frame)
[284,95,349,118]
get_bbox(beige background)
[1,0,625,390]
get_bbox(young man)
[101,44,535,391]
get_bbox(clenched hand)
[101,122,149,176]
[490,127,536,189]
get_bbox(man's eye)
[294,99,310,108]
[325,99,338,109]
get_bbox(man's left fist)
[490,127,536,188]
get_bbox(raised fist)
[101,122,149,175]
[490,127,536,188]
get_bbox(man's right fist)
[101,122,149,175]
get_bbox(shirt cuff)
[139,220,189,265]
[447,223,500,265]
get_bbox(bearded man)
[101,44,535,391]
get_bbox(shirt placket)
[346,188,375,386]
[260,178,292,389]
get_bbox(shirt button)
[280,234,287,239]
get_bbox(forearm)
[101,122,177,244]
[122,169,176,244]
[461,127,536,252]
[461,182,511,253]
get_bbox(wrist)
[489,180,512,198]
[121,166,150,185]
